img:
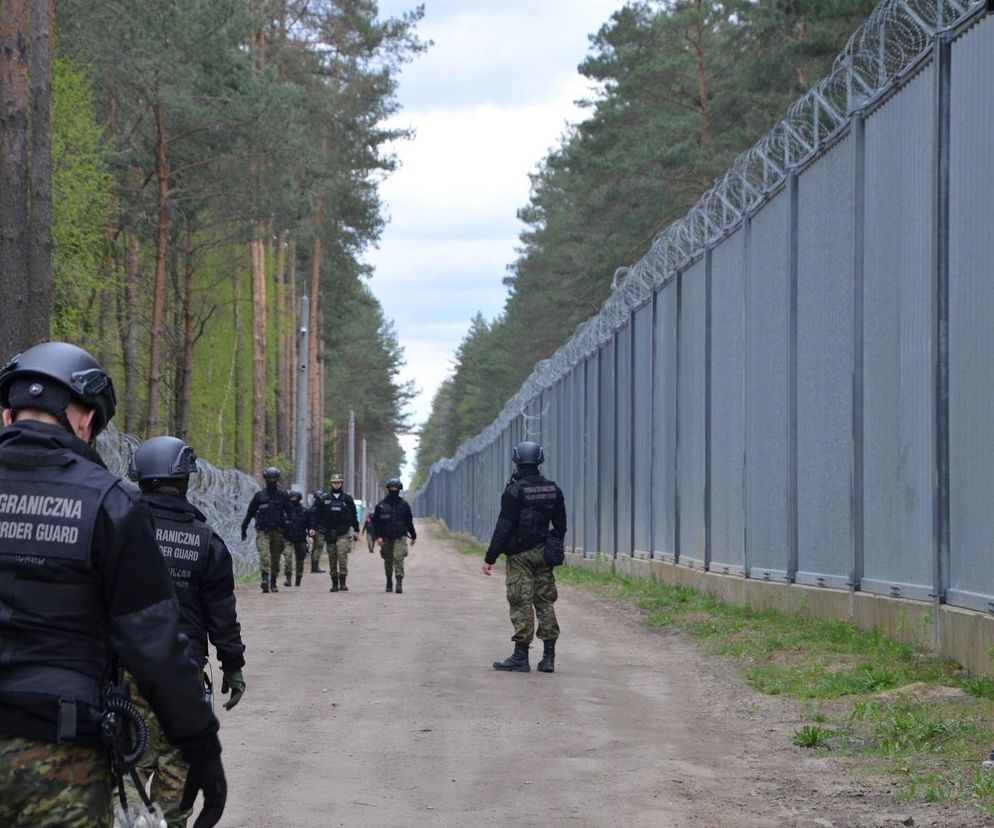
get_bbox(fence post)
[787,172,799,583]
[851,110,866,604]
[704,247,713,572]
[932,32,952,647]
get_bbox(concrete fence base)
[566,552,994,678]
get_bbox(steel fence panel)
[632,303,653,557]
[709,229,747,576]
[949,15,994,613]
[583,356,599,556]
[598,340,617,557]
[410,1,994,618]
[652,283,678,561]
[570,366,586,553]
[796,137,855,589]
[746,193,791,580]
[616,322,633,557]
[678,259,708,567]
[862,64,935,600]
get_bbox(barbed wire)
[97,425,261,577]
[415,0,987,501]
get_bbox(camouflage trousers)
[129,682,191,828]
[0,734,113,827]
[285,541,308,577]
[380,536,408,578]
[365,532,375,554]
[311,532,332,568]
[328,534,352,577]
[256,528,285,577]
[506,544,560,644]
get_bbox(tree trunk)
[309,226,321,491]
[692,2,711,147]
[316,337,326,490]
[0,0,30,357]
[250,233,266,477]
[286,236,297,468]
[26,0,52,343]
[177,223,196,440]
[146,101,169,435]
[274,231,288,459]
[233,265,246,469]
[121,218,141,434]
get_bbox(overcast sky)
[365,0,625,482]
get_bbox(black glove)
[180,753,227,828]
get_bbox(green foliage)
[53,1,427,478]
[792,725,833,749]
[50,55,115,341]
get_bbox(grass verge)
[428,521,994,815]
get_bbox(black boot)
[386,577,393,592]
[330,575,340,592]
[537,639,556,673]
[395,576,403,594]
[261,575,269,594]
[311,561,324,574]
[270,574,279,593]
[493,642,530,672]
[339,575,348,592]
[284,572,291,587]
[295,572,302,587]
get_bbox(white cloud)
[365,1,626,479]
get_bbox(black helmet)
[512,441,544,466]
[289,489,302,501]
[0,341,116,437]
[263,466,280,481]
[311,491,321,504]
[385,478,403,491]
[129,435,198,482]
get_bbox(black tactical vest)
[510,476,559,554]
[254,487,285,530]
[325,493,352,532]
[284,503,308,542]
[376,497,408,539]
[149,506,212,663]
[0,445,118,731]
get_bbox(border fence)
[413,1,994,620]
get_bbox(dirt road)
[212,521,987,827]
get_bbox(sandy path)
[211,521,987,828]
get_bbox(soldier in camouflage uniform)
[128,435,246,827]
[483,441,567,673]
[283,490,310,586]
[372,478,416,593]
[241,466,291,593]
[322,473,360,592]
[0,342,225,828]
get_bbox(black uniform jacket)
[485,470,567,565]
[141,490,245,673]
[372,494,416,541]
[0,421,220,762]
[241,485,291,534]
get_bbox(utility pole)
[294,295,309,493]
[347,409,356,495]
[361,436,367,513]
